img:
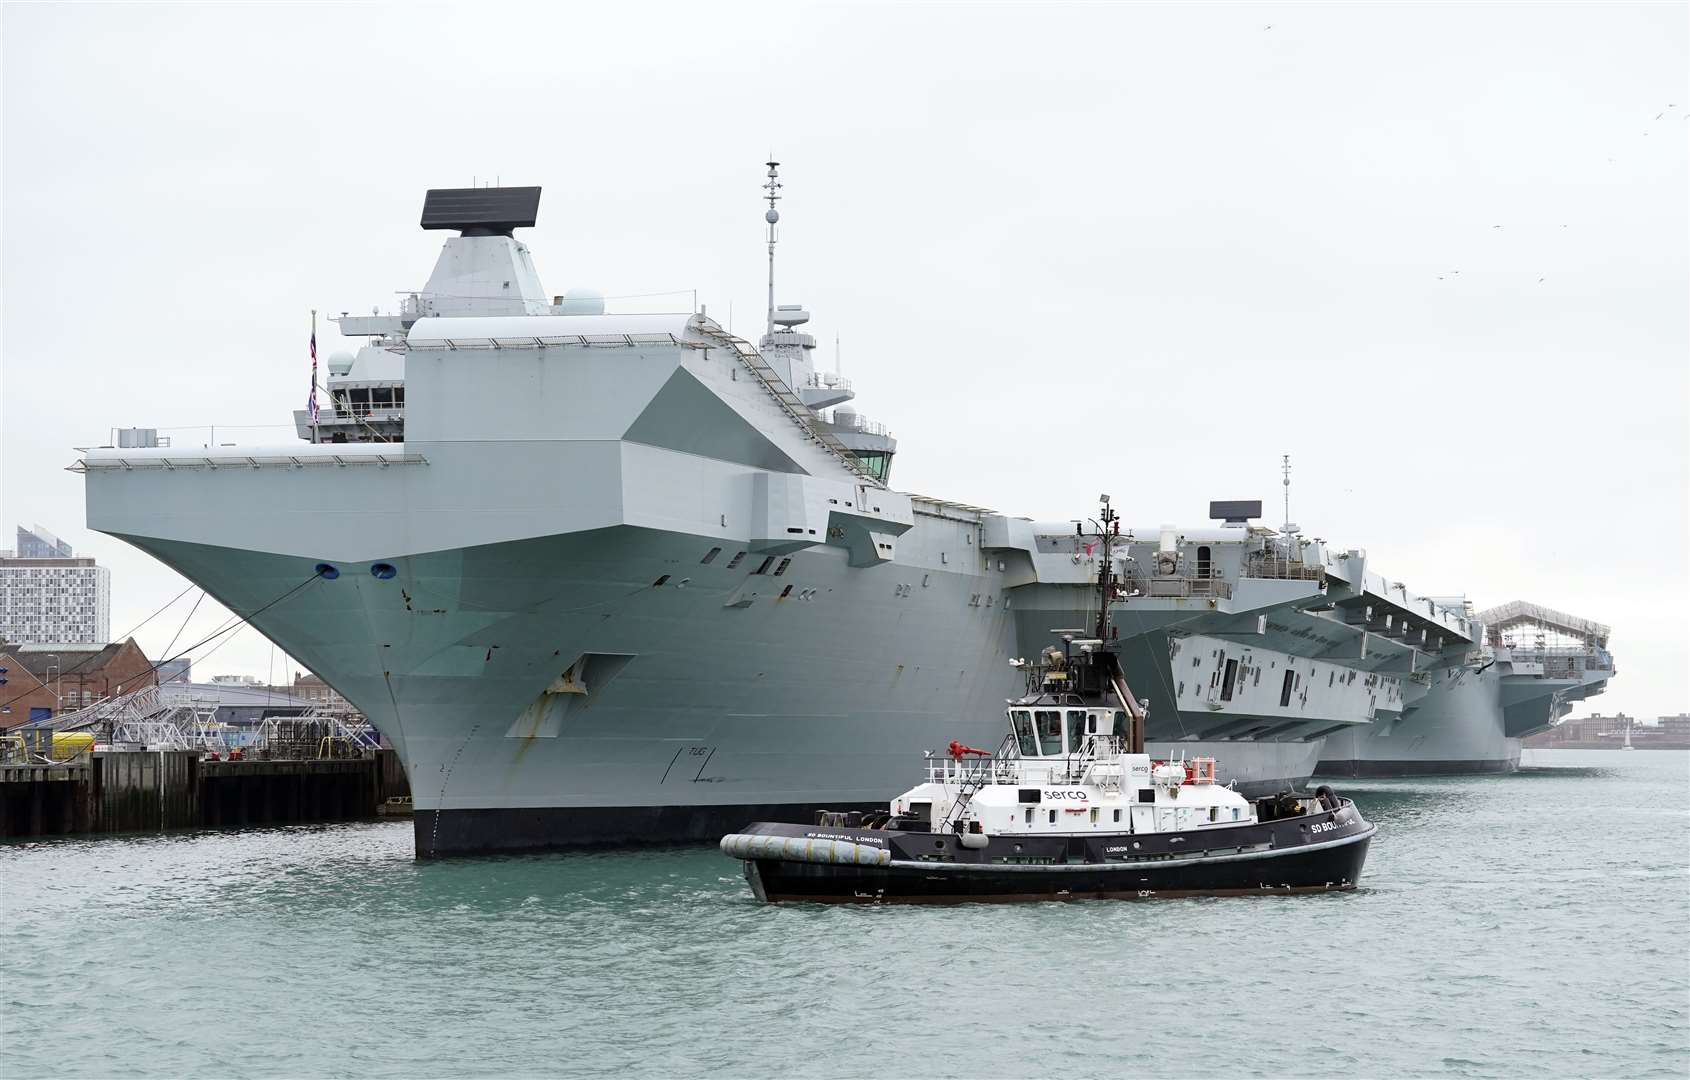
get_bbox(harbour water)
[3,750,1685,1078]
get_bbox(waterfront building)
[15,525,73,559]
[158,678,316,727]
[0,639,156,727]
[289,672,353,712]
[1523,711,1690,750]
[0,527,111,644]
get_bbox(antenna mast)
[1095,494,1118,642]
[763,160,781,340]
[1281,453,1292,532]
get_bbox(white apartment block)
[0,557,112,644]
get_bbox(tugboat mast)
[1094,493,1119,643]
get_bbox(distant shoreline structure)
[1523,712,1688,751]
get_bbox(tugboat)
[721,499,1376,903]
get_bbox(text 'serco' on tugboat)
[721,496,1377,903]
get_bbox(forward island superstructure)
[76,175,1614,855]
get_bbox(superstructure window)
[1034,711,1063,756]
[1065,710,1089,754]
[1011,712,1038,756]
[852,451,892,482]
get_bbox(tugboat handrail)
[923,734,1140,786]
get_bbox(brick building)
[1524,712,1690,750]
[290,671,353,712]
[0,639,157,728]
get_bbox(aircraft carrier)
[75,172,1615,855]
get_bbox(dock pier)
[0,749,410,840]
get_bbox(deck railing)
[1130,575,1235,599]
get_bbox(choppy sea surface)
[3,749,1686,1079]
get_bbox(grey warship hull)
[108,521,1322,857]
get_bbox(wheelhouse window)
[1011,711,1038,756]
[1112,710,1130,739]
[1034,711,1063,756]
[1065,710,1090,754]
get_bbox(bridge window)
[1011,712,1037,756]
[1066,710,1089,753]
[852,451,892,482]
[1035,711,1063,756]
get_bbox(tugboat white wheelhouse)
[76,173,1610,856]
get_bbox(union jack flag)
[307,328,319,427]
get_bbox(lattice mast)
[763,160,782,341]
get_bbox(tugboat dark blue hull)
[723,798,1376,904]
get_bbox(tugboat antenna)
[763,160,782,341]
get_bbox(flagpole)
[309,309,319,445]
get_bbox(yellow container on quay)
[50,732,95,760]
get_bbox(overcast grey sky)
[3,2,1685,718]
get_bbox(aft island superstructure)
[76,177,1614,855]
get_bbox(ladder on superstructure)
[693,324,878,484]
